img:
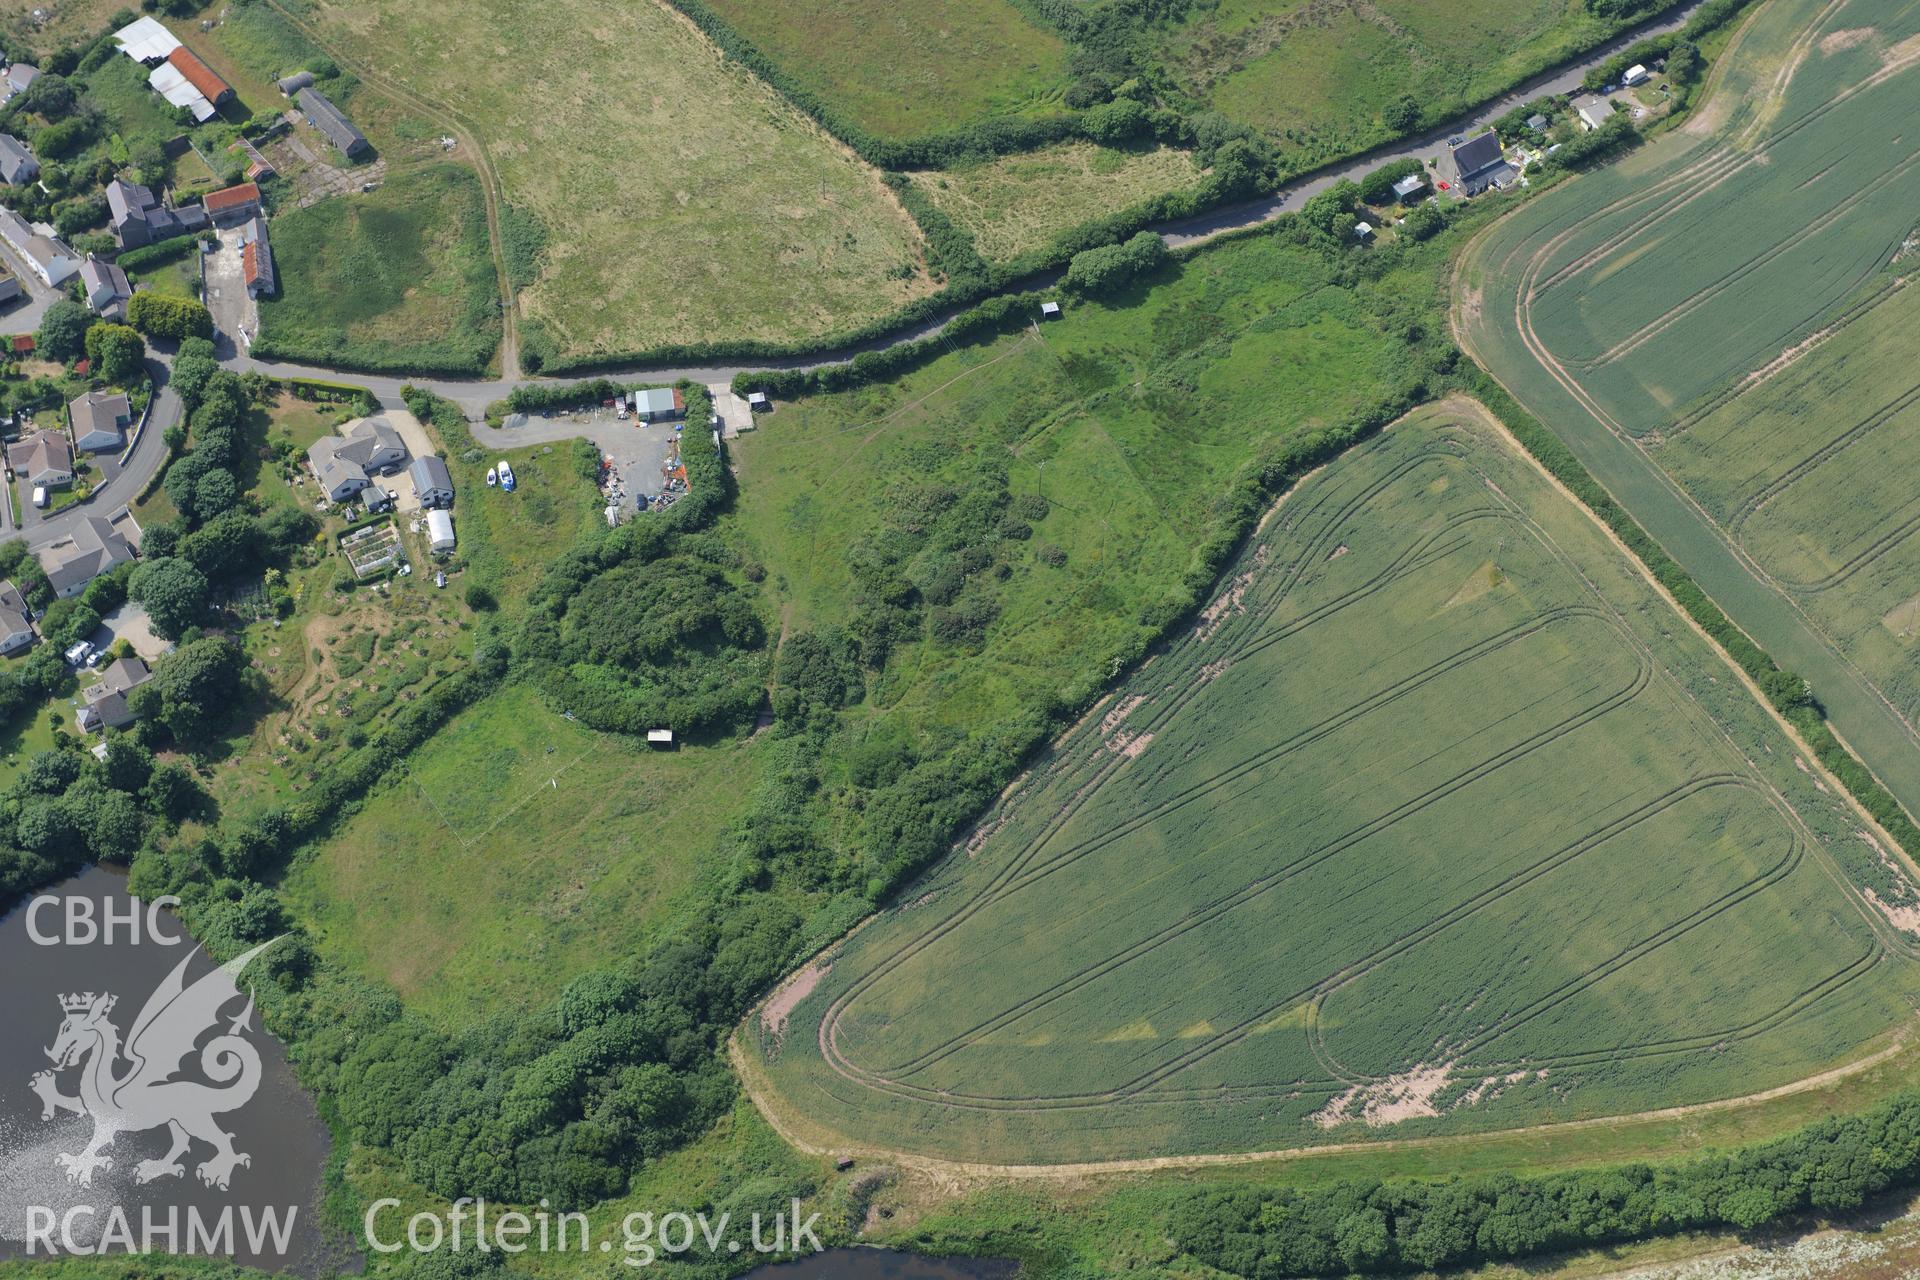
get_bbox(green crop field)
[907,142,1201,265]
[700,0,1069,140]
[1154,0,1638,162]
[282,684,767,1028]
[301,0,935,364]
[750,402,1920,1164]
[254,164,502,374]
[1457,0,1920,809]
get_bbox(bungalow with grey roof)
[80,656,151,732]
[70,390,131,453]
[8,428,72,487]
[0,133,36,185]
[307,414,407,502]
[39,515,137,598]
[0,207,79,286]
[79,256,131,316]
[0,579,34,655]
[1,63,39,104]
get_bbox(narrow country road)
[5,0,1709,547]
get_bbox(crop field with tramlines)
[747,403,1920,1165]
[1456,0,1920,785]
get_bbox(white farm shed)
[426,509,455,555]
[112,16,180,63]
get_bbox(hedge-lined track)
[751,403,1920,1162]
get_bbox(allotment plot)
[750,403,1920,1165]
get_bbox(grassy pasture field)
[281,684,767,1028]
[301,0,935,364]
[731,220,1449,748]
[750,402,1920,1164]
[1154,0,1635,162]
[1457,0,1920,805]
[906,141,1201,265]
[255,164,502,373]
[700,0,1070,140]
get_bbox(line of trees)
[1173,1089,1920,1276]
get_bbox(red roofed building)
[164,46,232,109]
[202,181,261,225]
[10,334,33,355]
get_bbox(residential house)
[237,214,274,298]
[409,454,454,509]
[70,390,132,453]
[79,257,131,316]
[0,133,36,185]
[307,414,408,502]
[426,509,455,555]
[8,429,72,487]
[0,579,34,655]
[106,177,207,249]
[1572,93,1614,132]
[0,208,79,286]
[201,181,261,226]
[80,656,151,732]
[1448,129,1512,195]
[111,16,181,64]
[633,387,684,423]
[294,87,369,160]
[1,63,39,104]
[38,515,137,598]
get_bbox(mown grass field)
[1155,0,1639,161]
[282,684,767,1028]
[701,0,1069,140]
[1457,0,1920,802]
[907,141,1201,265]
[751,402,1920,1164]
[255,164,502,374]
[303,0,934,363]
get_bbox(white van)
[30,485,46,509]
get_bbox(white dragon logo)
[27,939,278,1191]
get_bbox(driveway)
[26,361,178,552]
[203,232,256,351]
[93,602,167,662]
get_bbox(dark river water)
[739,1248,1018,1279]
[0,871,1012,1280]
[0,867,346,1274]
